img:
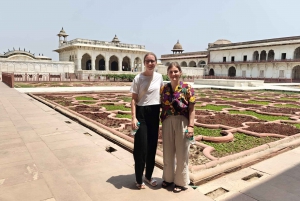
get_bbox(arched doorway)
[181,61,187,67]
[134,57,142,72]
[209,69,214,76]
[81,53,91,70]
[96,54,105,71]
[189,61,196,67]
[228,66,236,77]
[292,65,300,79]
[122,56,131,71]
[109,55,119,71]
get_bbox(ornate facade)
[208,37,300,80]
[54,28,149,74]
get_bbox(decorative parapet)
[161,51,208,59]
[208,35,300,49]
[58,38,145,50]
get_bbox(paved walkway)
[0,82,212,201]
[197,146,300,201]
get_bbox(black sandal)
[161,181,173,188]
[173,185,188,193]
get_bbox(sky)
[1,0,300,61]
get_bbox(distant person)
[130,52,164,189]
[160,62,196,193]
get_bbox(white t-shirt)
[130,72,164,106]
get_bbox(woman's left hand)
[186,127,194,138]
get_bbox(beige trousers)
[162,115,190,186]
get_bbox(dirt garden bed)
[196,113,265,127]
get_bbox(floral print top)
[160,81,196,122]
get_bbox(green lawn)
[119,96,132,102]
[274,104,300,108]
[194,126,222,137]
[196,104,232,111]
[81,101,97,105]
[229,110,290,121]
[242,100,270,105]
[203,132,278,158]
[101,104,131,111]
[116,114,132,119]
[75,96,96,100]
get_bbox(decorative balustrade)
[60,39,145,50]
[209,58,300,64]
[203,75,293,83]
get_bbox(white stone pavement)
[197,146,300,201]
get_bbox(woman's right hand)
[132,118,138,130]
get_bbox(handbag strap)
[138,73,153,102]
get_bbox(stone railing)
[60,39,145,50]
[2,72,14,88]
[203,75,293,83]
[209,58,300,64]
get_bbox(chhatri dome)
[172,40,184,54]
[213,39,232,45]
[112,35,120,43]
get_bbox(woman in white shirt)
[130,52,164,189]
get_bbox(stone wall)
[0,60,74,80]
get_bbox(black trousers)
[133,104,160,184]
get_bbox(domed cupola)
[172,40,184,54]
[112,35,120,43]
[57,27,69,46]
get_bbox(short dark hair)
[144,52,157,63]
[167,62,182,72]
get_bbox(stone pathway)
[0,82,212,201]
[197,146,300,201]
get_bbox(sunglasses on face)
[145,60,156,64]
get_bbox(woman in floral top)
[160,62,195,193]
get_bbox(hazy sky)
[1,0,300,61]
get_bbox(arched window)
[181,61,187,67]
[198,60,206,67]
[267,50,275,61]
[253,51,259,61]
[260,50,266,61]
[294,47,300,59]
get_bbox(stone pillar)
[131,60,134,72]
[91,57,95,71]
[118,59,122,72]
[76,58,81,71]
[105,56,110,72]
